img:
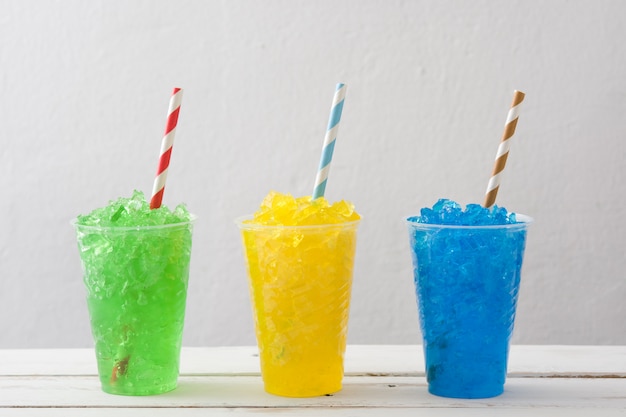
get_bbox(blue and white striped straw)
[312,83,347,200]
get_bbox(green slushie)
[73,191,195,395]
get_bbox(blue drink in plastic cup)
[406,200,531,399]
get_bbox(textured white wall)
[1,0,625,348]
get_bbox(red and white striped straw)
[483,90,525,208]
[150,87,184,209]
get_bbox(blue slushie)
[406,199,531,398]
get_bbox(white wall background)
[1,0,625,348]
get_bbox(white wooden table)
[0,345,624,416]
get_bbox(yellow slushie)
[236,191,360,397]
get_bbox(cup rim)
[405,213,533,230]
[71,213,197,232]
[234,215,361,231]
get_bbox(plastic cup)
[72,218,195,395]
[236,218,360,397]
[405,215,531,399]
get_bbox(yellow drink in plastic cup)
[236,218,360,397]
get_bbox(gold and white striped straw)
[483,90,525,208]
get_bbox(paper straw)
[150,88,184,209]
[483,90,525,208]
[312,83,347,200]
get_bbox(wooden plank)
[0,375,624,409]
[1,346,624,377]
[508,345,626,377]
[0,408,625,417]
[0,348,97,376]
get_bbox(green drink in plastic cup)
[73,191,195,395]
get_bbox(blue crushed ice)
[409,198,518,225]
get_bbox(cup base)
[264,383,342,398]
[100,381,178,396]
[428,384,503,399]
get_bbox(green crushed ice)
[76,190,191,227]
